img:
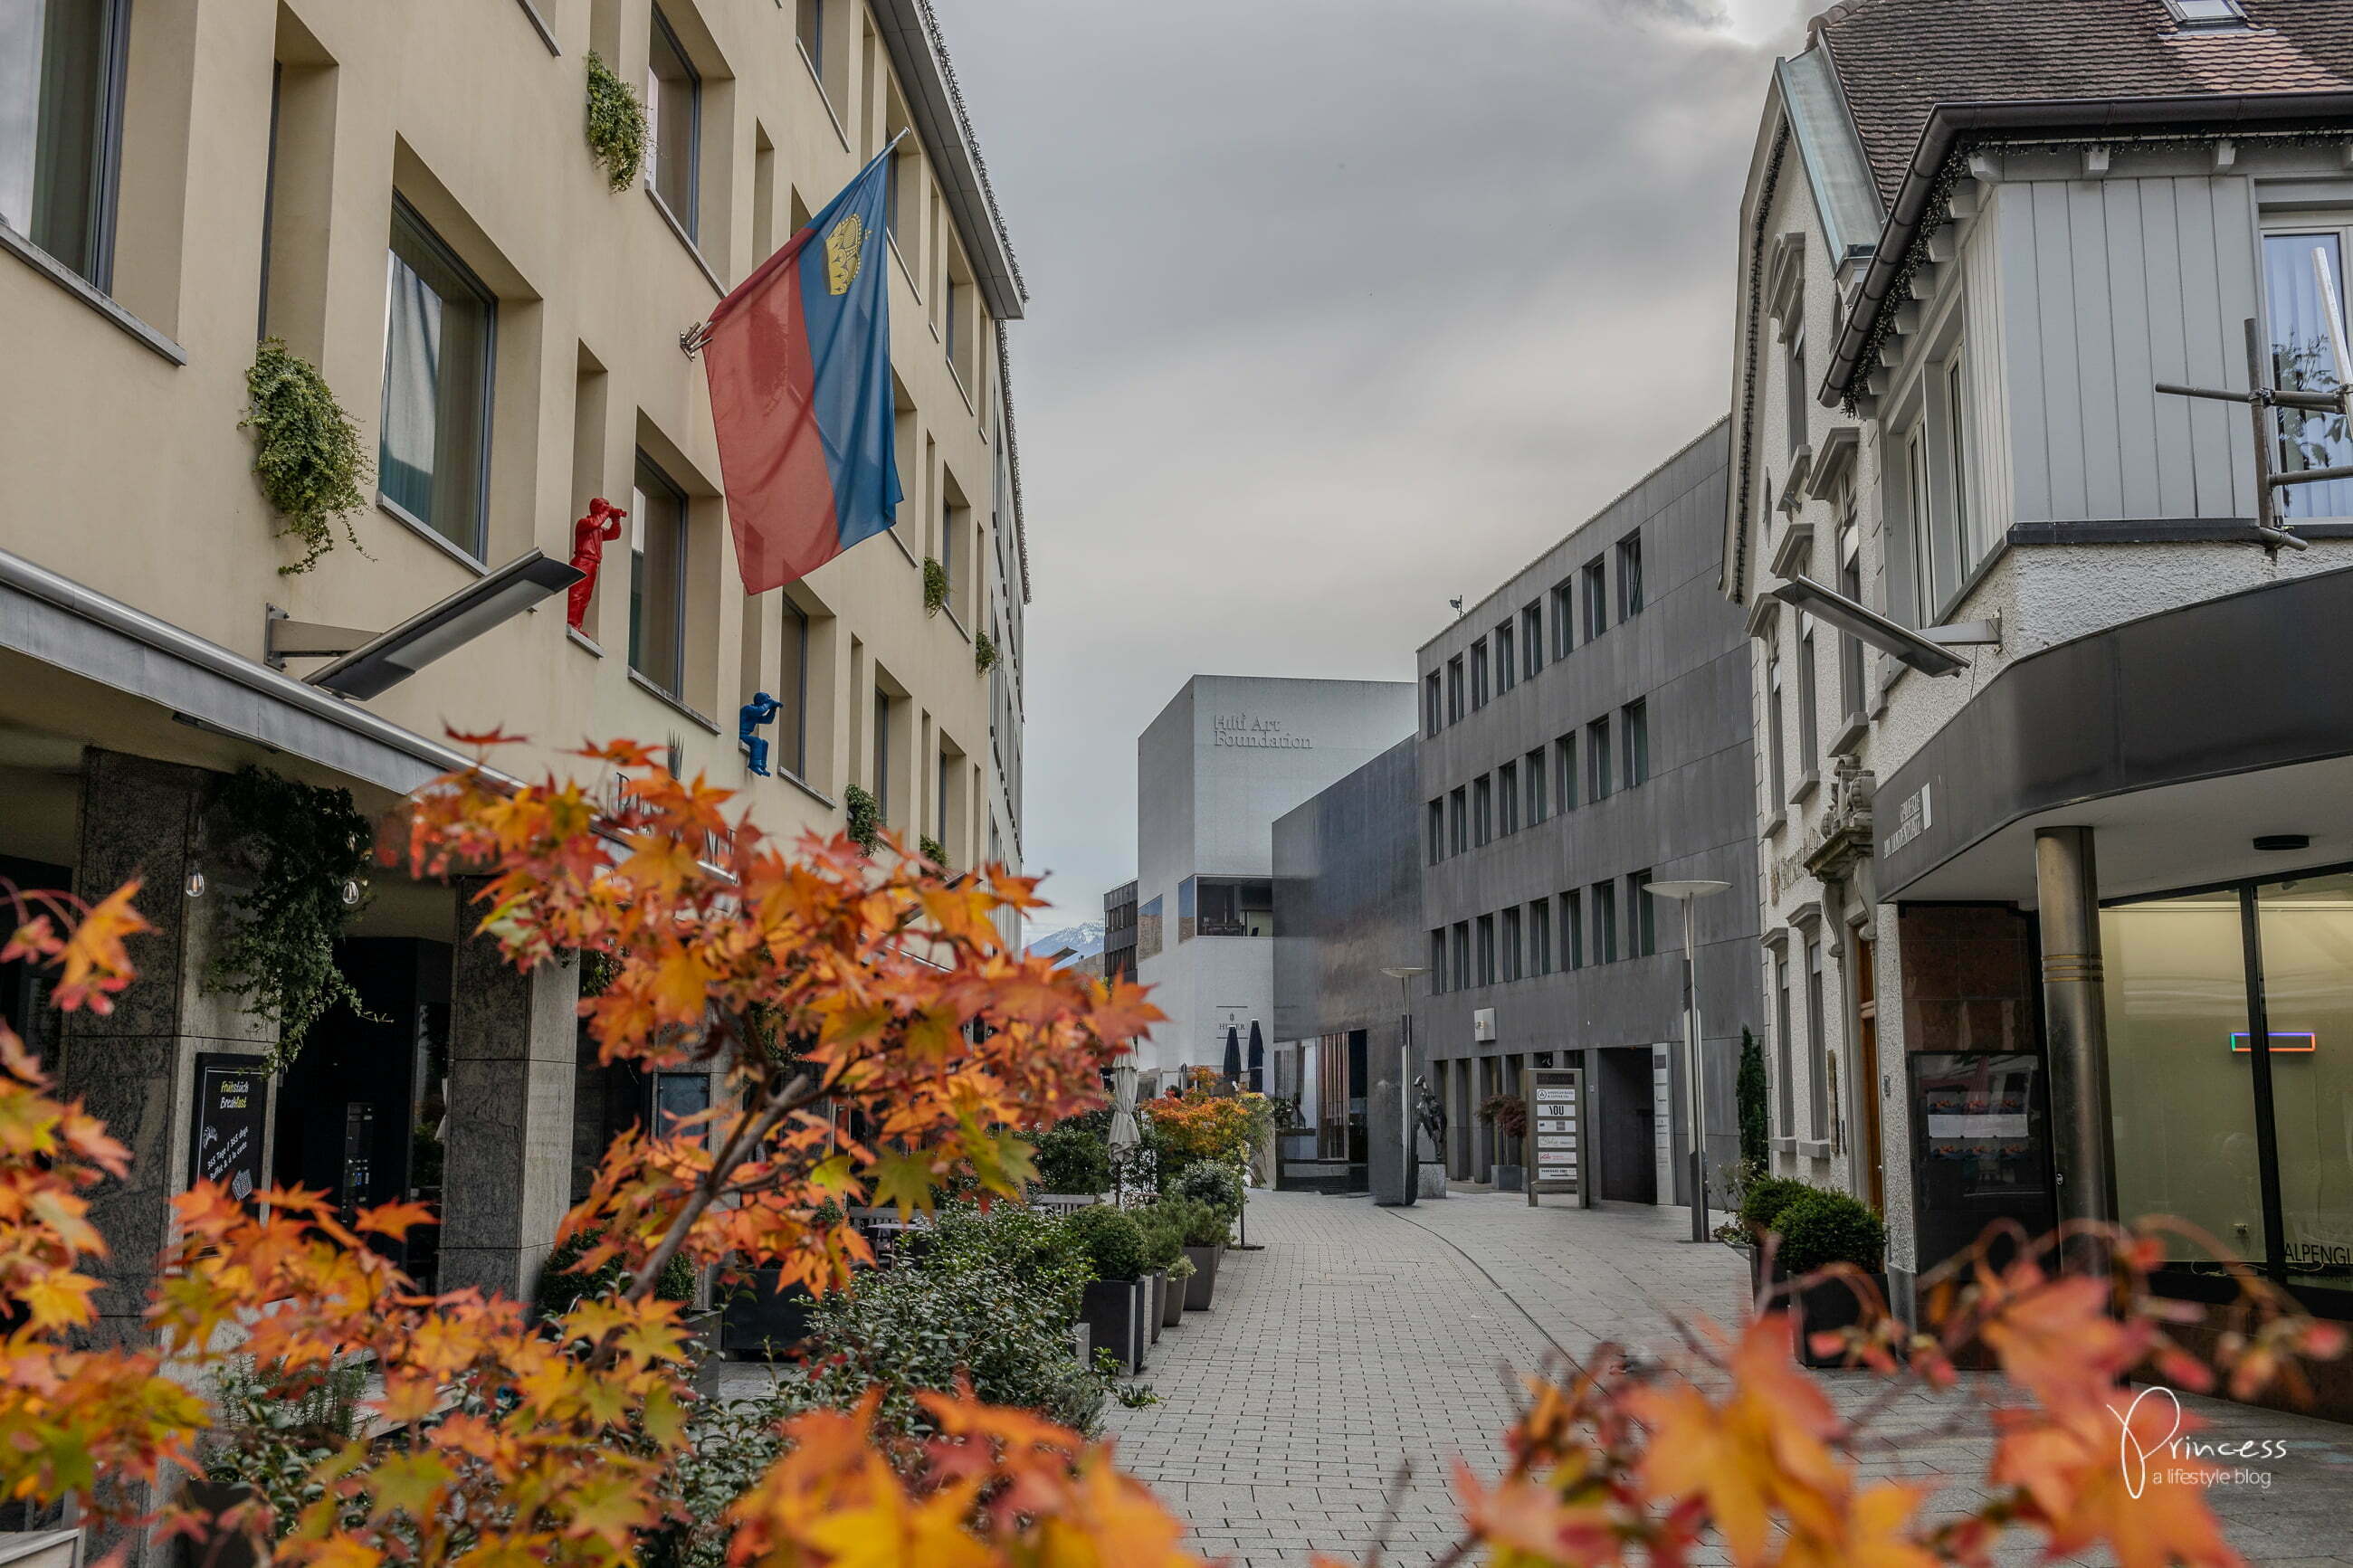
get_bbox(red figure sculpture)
[567,498,626,630]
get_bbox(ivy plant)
[243,339,370,575]
[843,784,881,855]
[203,765,378,1072]
[584,52,647,192]
[921,556,949,615]
[974,629,998,676]
[918,833,948,869]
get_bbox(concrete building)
[1725,0,2353,1400]
[1132,676,1417,1088]
[1270,737,1420,1197]
[0,0,1031,1358]
[1416,422,1763,1211]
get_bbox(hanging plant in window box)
[922,556,949,616]
[974,629,999,676]
[202,765,379,1073]
[843,784,881,855]
[918,833,948,869]
[583,52,646,192]
[243,339,371,575]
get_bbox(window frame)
[627,451,691,698]
[2259,220,2353,522]
[1581,558,1608,641]
[0,0,131,291]
[1586,717,1612,803]
[1592,881,1618,965]
[1616,532,1644,620]
[1470,638,1490,710]
[380,195,499,562]
[1622,698,1649,788]
[1525,746,1548,825]
[1628,870,1655,957]
[646,5,703,240]
[1550,581,1575,660]
[1562,890,1585,972]
[1521,603,1543,679]
[1495,621,1516,693]
[1530,898,1553,978]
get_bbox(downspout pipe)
[1821,90,2353,407]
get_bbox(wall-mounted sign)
[1885,783,1934,855]
[1211,713,1311,750]
[190,1053,269,1204]
[1473,1008,1495,1042]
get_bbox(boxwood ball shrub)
[1149,1195,1227,1250]
[1031,1124,1111,1196]
[1738,1174,1816,1240]
[1061,1203,1147,1282]
[1170,1158,1243,1219]
[921,1203,1091,1326]
[1772,1187,1887,1276]
[1132,1205,1186,1273]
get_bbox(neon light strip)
[2229,1032,2319,1053]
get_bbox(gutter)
[872,0,1026,321]
[1822,90,2353,406]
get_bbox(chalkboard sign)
[191,1054,269,1203]
[1524,1066,1590,1208]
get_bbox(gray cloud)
[943,0,1801,932]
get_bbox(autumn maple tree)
[0,736,2342,1568]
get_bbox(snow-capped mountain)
[1025,920,1107,965]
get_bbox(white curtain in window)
[381,251,444,520]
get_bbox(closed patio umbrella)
[1246,1021,1264,1093]
[1223,1025,1243,1086]
[1109,1058,1140,1153]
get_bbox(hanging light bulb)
[185,869,206,899]
[341,879,363,908]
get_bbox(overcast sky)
[947,0,1811,937]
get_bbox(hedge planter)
[1182,1244,1222,1310]
[1160,1269,1188,1327]
[1491,1163,1525,1193]
[1795,1270,1888,1369]
[719,1269,817,1356]
[1081,1278,1147,1374]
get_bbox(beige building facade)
[0,0,1032,1339]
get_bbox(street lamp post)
[1380,966,1432,1205]
[1644,880,1730,1244]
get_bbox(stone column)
[2034,827,2118,1234]
[59,750,275,1336]
[438,895,579,1301]
[1367,1017,1411,1206]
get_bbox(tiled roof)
[1815,0,2353,205]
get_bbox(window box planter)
[1491,1163,1526,1193]
[1182,1243,1223,1310]
[719,1269,816,1357]
[1081,1277,1147,1374]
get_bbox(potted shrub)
[1171,1197,1229,1310]
[1736,1173,1816,1294]
[1162,1253,1196,1327]
[1032,1123,1112,1197]
[1771,1187,1888,1369]
[1479,1093,1528,1191]
[1063,1204,1150,1374]
[1136,1206,1185,1345]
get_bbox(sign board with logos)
[1524,1065,1589,1208]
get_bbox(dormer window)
[2163,0,2248,29]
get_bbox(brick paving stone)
[1110,1188,2353,1567]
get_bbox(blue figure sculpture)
[738,690,781,776]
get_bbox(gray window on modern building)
[1529,899,1552,977]
[1452,922,1472,992]
[1616,532,1643,619]
[1766,645,1787,807]
[1449,787,1467,856]
[647,6,701,237]
[0,0,127,289]
[1525,747,1547,824]
[629,451,690,697]
[1774,952,1794,1138]
[1495,621,1516,693]
[1586,717,1612,802]
[1446,656,1465,724]
[1424,671,1443,737]
[1472,774,1492,847]
[1591,881,1618,965]
[1628,870,1655,957]
[777,598,810,777]
[1555,733,1577,812]
[1550,580,1575,660]
[1838,537,1865,724]
[383,199,496,557]
[872,688,892,821]
[1501,907,1522,983]
[1805,938,1828,1139]
[1471,638,1490,710]
[796,0,826,86]
[1429,929,1448,993]
[1476,915,1497,986]
[1521,603,1543,679]
[1561,890,1584,972]
[1785,319,1807,459]
[1195,878,1273,937]
[1497,761,1519,835]
[1622,699,1649,787]
[1426,799,1445,866]
[1797,624,1820,775]
[1581,558,1607,641]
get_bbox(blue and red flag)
[696,145,901,594]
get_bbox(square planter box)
[1161,1269,1189,1327]
[1081,1278,1147,1375]
[177,1479,262,1568]
[1182,1244,1223,1310]
[1791,1269,1888,1369]
[719,1269,817,1357]
[1147,1272,1165,1343]
[1491,1163,1525,1193]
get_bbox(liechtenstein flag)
[696,146,901,594]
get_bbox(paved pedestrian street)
[1109,1189,2353,1568]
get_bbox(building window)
[1785,320,1807,458]
[1797,625,1820,774]
[1451,922,1471,993]
[1501,907,1523,983]
[2264,228,2353,519]
[1903,423,1939,622]
[1586,717,1612,802]
[382,199,496,557]
[1805,939,1829,1139]
[0,0,126,288]
[1429,929,1448,994]
[1530,899,1552,977]
[1525,747,1547,825]
[1521,603,1543,679]
[1838,537,1865,722]
[1472,774,1492,847]
[1622,699,1649,787]
[1616,532,1643,619]
[1766,646,1787,808]
[1592,881,1618,965]
[1446,656,1465,724]
[1496,622,1516,693]
[795,0,826,84]
[1555,733,1578,812]
[1497,761,1519,835]
[1196,878,1273,937]
[872,688,891,821]
[1550,580,1575,660]
[1449,787,1467,856]
[628,452,689,697]
[1581,558,1607,641]
[1476,915,1496,987]
[777,598,809,777]
[1426,799,1444,866]
[1774,953,1794,1138]
[1424,671,1443,736]
[1628,870,1655,957]
[1561,891,1584,972]
[1471,638,1491,710]
[938,498,956,612]
[646,6,701,238]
